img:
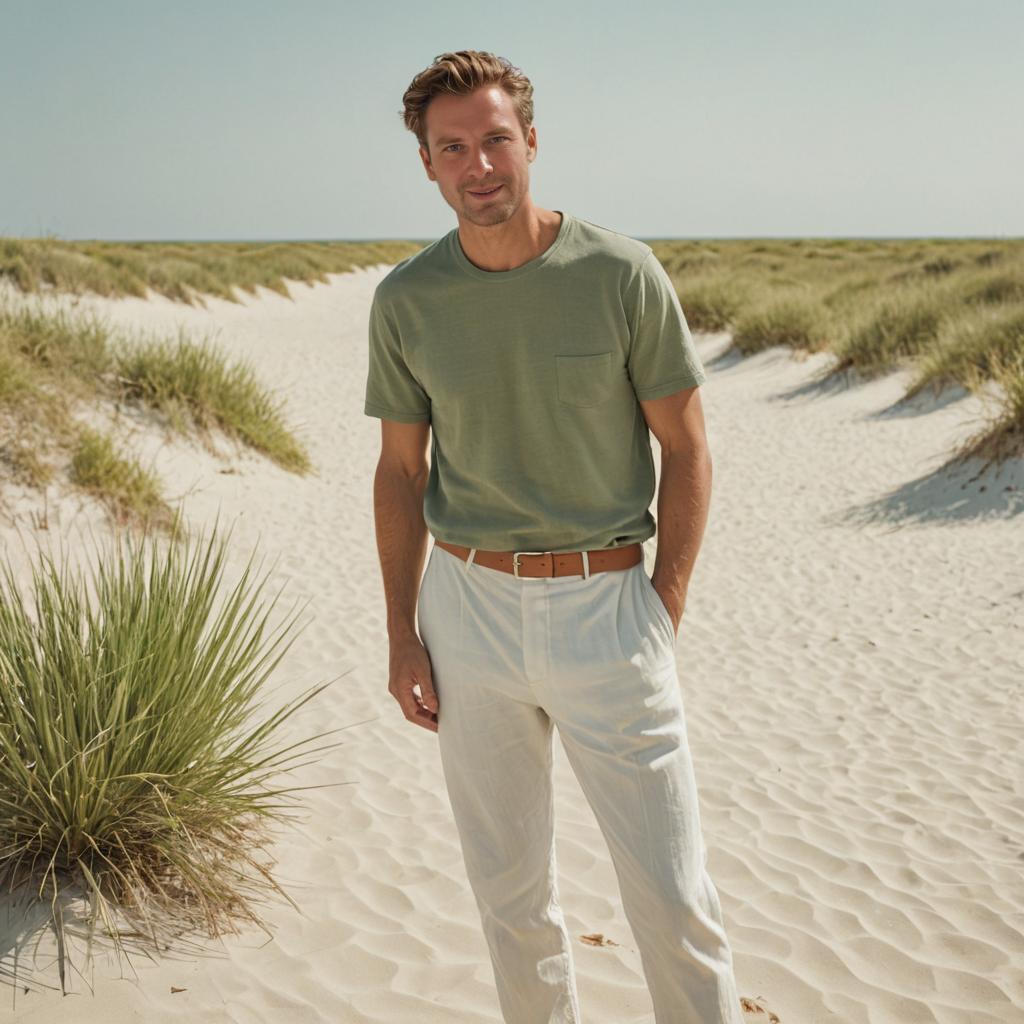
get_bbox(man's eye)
[444,137,508,152]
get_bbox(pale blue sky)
[2,0,1021,241]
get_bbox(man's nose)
[470,146,494,175]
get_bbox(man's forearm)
[651,446,712,617]
[373,465,429,641]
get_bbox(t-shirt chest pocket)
[555,351,614,408]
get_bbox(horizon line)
[3,233,1022,244]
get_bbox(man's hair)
[401,50,534,152]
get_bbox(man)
[364,49,744,1024]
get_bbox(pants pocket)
[416,547,441,646]
[640,568,675,641]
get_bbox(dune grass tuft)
[906,305,1024,399]
[956,270,1024,306]
[1,301,111,385]
[730,294,834,355]
[69,426,176,532]
[827,283,952,378]
[951,347,1024,474]
[0,518,350,997]
[672,276,750,332]
[111,329,312,473]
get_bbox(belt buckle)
[512,550,550,579]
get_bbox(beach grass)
[730,292,834,355]
[651,237,1024,464]
[0,517,349,997]
[906,305,1024,398]
[671,275,751,333]
[69,426,177,532]
[952,346,1024,476]
[0,297,312,530]
[827,279,955,376]
[1,235,423,307]
[111,325,312,473]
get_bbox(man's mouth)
[468,185,503,198]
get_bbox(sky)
[2,0,1021,242]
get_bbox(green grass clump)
[112,329,312,473]
[674,276,749,332]
[828,284,951,377]
[907,305,1024,399]
[0,306,88,490]
[731,295,834,355]
[956,270,1024,306]
[953,348,1024,473]
[819,274,882,312]
[0,347,37,405]
[0,519,348,997]
[69,427,175,532]
[0,301,110,386]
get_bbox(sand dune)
[1,266,1022,1023]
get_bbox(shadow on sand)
[0,879,233,1008]
[714,343,1024,528]
[830,454,1024,529]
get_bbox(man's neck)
[457,205,563,273]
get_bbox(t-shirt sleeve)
[364,286,431,423]
[626,250,707,400]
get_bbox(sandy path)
[0,268,1021,1023]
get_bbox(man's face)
[418,85,537,228]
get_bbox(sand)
[0,266,1022,1023]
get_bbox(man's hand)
[389,634,439,732]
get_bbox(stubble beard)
[460,184,519,227]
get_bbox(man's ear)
[418,143,436,181]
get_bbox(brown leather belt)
[433,539,643,579]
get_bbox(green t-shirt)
[363,210,706,553]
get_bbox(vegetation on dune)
[0,519,349,998]
[829,283,953,377]
[0,298,312,532]
[647,236,1024,465]
[953,346,1024,474]
[731,294,833,356]
[112,326,312,474]
[671,275,749,333]
[906,305,1024,398]
[69,426,177,532]
[0,235,423,306]
[0,241,367,998]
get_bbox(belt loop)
[581,550,590,580]
[464,547,477,574]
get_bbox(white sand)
[1,268,1022,1023]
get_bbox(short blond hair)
[400,50,534,151]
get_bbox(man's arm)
[638,385,712,632]
[374,462,428,639]
[373,419,439,730]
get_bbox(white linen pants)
[417,543,743,1024]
